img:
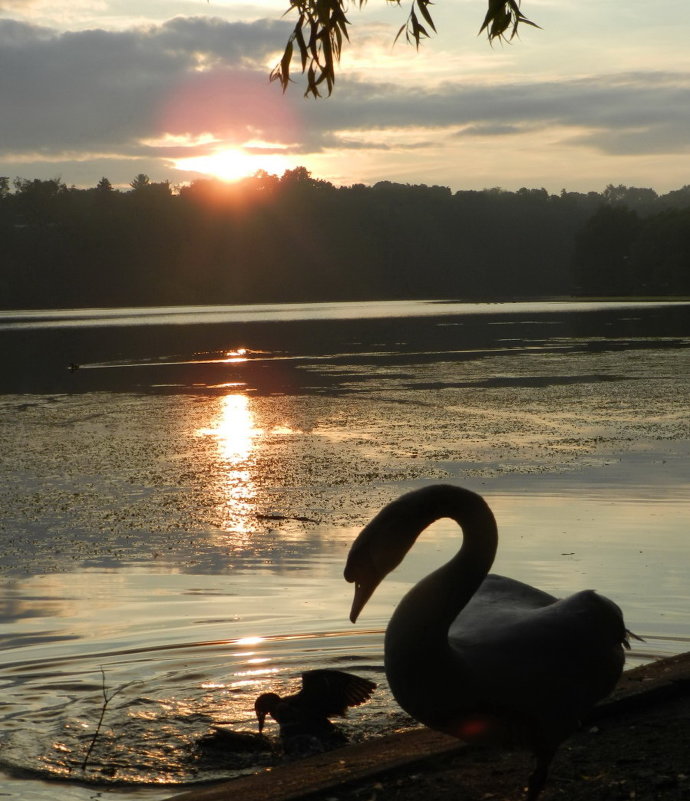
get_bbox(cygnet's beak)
[256,710,266,734]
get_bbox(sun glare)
[174,146,293,182]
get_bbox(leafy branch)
[479,0,541,43]
[393,0,437,49]
[272,0,540,97]
[270,0,358,98]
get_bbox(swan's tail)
[623,629,645,649]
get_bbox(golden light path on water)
[195,369,263,540]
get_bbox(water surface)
[1,300,689,799]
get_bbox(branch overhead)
[272,0,539,98]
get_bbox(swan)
[254,669,376,753]
[344,484,633,800]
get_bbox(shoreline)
[166,652,690,801]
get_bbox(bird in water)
[345,484,637,800]
[254,669,376,755]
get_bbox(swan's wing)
[448,582,627,736]
[450,575,626,651]
[477,573,557,609]
[296,669,376,717]
[449,573,557,640]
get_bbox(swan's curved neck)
[384,485,497,720]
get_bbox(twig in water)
[81,666,133,774]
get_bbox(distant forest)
[1,169,689,309]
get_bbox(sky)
[1,0,689,193]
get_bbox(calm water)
[1,299,689,800]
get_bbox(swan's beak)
[349,581,375,623]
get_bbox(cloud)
[294,71,690,156]
[1,12,689,188]
[456,123,527,137]
[565,123,690,156]
[0,0,37,9]
[0,16,293,154]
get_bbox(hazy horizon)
[4,167,689,197]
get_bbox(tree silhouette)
[272,0,539,97]
[130,173,151,191]
[2,173,689,308]
[573,206,640,295]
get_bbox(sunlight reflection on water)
[196,393,259,536]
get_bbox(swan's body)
[345,484,631,799]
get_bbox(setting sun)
[174,145,293,182]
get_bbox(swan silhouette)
[344,484,633,800]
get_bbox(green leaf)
[393,22,407,45]
[416,0,437,33]
[281,40,294,77]
[296,26,308,70]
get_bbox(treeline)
[1,170,689,309]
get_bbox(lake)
[1,299,689,800]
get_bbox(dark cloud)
[455,123,527,137]
[295,72,690,156]
[565,122,690,156]
[0,16,293,153]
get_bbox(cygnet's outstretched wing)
[296,669,376,718]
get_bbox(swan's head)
[345,491,433,623]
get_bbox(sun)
[174,145,293,182]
